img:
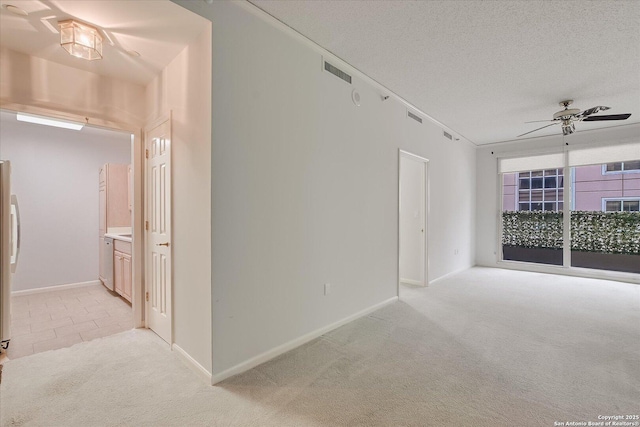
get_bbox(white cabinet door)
[114,251,124,296]
[123,254,132,303]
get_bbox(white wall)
[145,26,212,375]
[176,0,476,379]
[0,48,146,127]
[476,123,640,275]
[0,111,131,291]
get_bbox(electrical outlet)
[454,249,459,255]
[324,283,331,296]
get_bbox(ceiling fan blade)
[578,106,610,118]
[525,119,557,124]
[583,113,631,121]
[517,122,559,137]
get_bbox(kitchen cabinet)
[113,239,132,302]
[99,164,130,232]
[98,163,131,287]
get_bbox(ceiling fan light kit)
[59,19,103,61]
[518,99,632,138]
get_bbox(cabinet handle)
[157,242,170,247]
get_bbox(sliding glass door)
[502,169,564,265]
[500,154,565,266]
[570,160,640,273]
[499,145,640,274]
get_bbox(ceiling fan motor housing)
[553,108,581,120]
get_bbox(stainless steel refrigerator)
[0,160,20,353]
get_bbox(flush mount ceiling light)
[58,19,103,61]
[17,113,85,131]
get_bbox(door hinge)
[145,292,149,302]
[145,221,149,231]
[145,149,149,159]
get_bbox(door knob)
[157,242,170,247]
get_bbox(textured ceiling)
[0,0,208,85]
[250,0,640,145]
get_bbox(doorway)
[0,107,144,359]
[399,150,429,294]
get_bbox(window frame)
[513,168,564,212]
[497,148,640,280]
[602,162,640,175]
[601,197,640,212]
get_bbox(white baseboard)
[400,278,424,286]
[172,343,212,384]
[211,296,399,385]
[11,280,102,296]
[428,267,471,285]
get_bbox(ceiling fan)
[518,100,632,137]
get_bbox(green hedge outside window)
[502,211,640,255]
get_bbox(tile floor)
[6,283,133,360]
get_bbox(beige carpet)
[1,267,639,426]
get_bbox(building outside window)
[503,169,564,212]
[603,161,640,173]
[603,199,640,212]
[504,163,640,212]
[573,163,640,211]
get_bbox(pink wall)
[574,164,640,211]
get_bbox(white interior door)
[145,119,172,344]
[399,152,428,286]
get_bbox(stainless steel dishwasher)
[103,237,114,291]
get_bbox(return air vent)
[324,61,352,84]
[407,111,423,123]
[443,131,453,140]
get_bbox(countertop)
[104,233,132,243]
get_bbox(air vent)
[324,61,352,84]
[407,111,423,123]
[443,131,453,140]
